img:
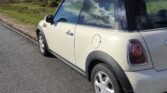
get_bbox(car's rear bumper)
[126,69,167,93]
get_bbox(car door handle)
[66,30,74,36]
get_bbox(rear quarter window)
[146,0,167,14]
[134,0,167,30]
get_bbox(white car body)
[36,0,167,93]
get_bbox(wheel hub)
[39,35,45,53]
[94,71,114,93]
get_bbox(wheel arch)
[36,27,49,50]
[36,27,47,42]
[36,29,40,37]
[86,51,134,93]
[36,26,44,37]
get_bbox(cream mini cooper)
[36,0,167,93]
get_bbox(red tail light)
[128,39,147,65]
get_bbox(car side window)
[54,0,84,24]
[79,0,119,29]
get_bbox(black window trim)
[124,0,138,32]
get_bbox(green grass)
[2,1,166,25]
[0,2,57,25]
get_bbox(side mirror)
[46,15,54,24]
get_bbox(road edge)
[0,19,38,44]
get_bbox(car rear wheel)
[38,32,50,56]
[91,63,122,93]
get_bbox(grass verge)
[0,2,57,25]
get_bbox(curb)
[0,19,38,44]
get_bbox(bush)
[50,1,58,7]
[50,0,62,7]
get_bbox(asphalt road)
[0,22,93,93]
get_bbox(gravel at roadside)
[0,13,37,40]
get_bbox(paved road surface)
[0,22,93,93]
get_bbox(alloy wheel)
[94,71,114,93]
[39,35,45,53]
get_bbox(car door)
[46,0,84,64]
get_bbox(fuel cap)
[92,34,101,49]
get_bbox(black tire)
[91,63,122,93]
[37,32,51,56]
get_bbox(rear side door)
[46,0,84,64]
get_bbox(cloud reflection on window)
[79,0,118,29]
[63,0,83,15]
